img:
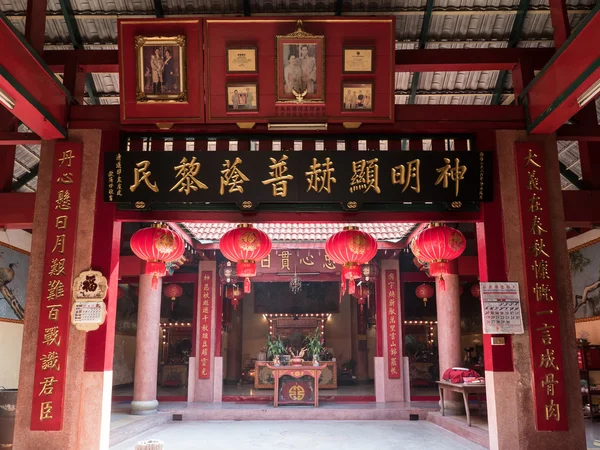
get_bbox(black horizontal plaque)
[104,150,493,206]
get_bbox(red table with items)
[268,365,325,407]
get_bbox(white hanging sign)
[480,282,524,334]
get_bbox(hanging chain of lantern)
[130,223,185,289]
[219,224,272,293]
[225,284,244,310]
[289,265,302,294]
[325,226,378,296]
[410,223,466,290]
[163,283,184,311]
[415,283,435,307]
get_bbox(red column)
[225,301,243,382]
[0,146,16,191]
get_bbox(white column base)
[130,399,159,415]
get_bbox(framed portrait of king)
[135,35,187,103]
[276,21,324,102]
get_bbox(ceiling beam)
[563,190,600,227]
[42,48,555,74]
[559,160,583,190]
[12,162,38,191]
[58,0,99,105]
[549,0,570,48]
[0,132,41,145]
[0,192,35,228]
[153,0,164,18]
[408,0,434,105]
[491,0,530,105]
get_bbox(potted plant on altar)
[305,327,324,366]
[265,335,287,366]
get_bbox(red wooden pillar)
[579,141,600,189]
[475,131,513,372]
[84,131,122,372]
[24,0,46,54]
[512,59,535,105]
[0,146,16,191]
[549,0,571,49]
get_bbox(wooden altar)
[254,361,337,389]
[269,365,325,407]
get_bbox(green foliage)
[570,250,591,274]
[304,327,324,359]
[265,335,287,359]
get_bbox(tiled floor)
[109,420,486,450]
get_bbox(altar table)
[269,365,325,407]
[436,380,486,427]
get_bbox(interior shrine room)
[1,0,600,449]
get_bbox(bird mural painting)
[0,261,25,320]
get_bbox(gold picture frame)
[276,20,325,102]
[226,82,259,112]
[342,47,374,74]
[341,82,374,111]
[570,235,600,323]
[135,35,187,103]
[226,47,258,73]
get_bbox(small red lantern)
[164,283,183,311]
[416,283,434,306]
[130,224,185,289]
[117,286,126,300]
[353,283,370,312]
[225,284,244,310]
[220,224,272,293]
[471,283,480,299]
[410,224,466,290]
[325,226,377,295]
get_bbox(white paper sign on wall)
[71,301,106,331]
[480,282,524,335]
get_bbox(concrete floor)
[109,420,486,450]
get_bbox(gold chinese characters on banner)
[386,270,400,379]
[198,271,213,379]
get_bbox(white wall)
[0,229,31,388]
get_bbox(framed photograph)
[227,47,257,73]
[135,35,187,103]
[341,82,374,111]
[570,236,600,321]
[343,47,374,74]
[226,82,258,112]
[276,21,325,102]
[0,241,29,323]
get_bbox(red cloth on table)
[442,368,480,383]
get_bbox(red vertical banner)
[514,142,568,431]
[30,143,83,431]
[198,271,213,379]
[386,269,400,378]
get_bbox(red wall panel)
[205,18,395,123]
[119,19,204,124]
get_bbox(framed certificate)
[343,47,374,74]
[226,47,257,73]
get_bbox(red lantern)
[325,226,378,295]
[164,283,183,311]
[416,283,435,307]
[220,224,272,293]
[353,283,370,312]
[410,224,466,290]
[225,284,244,310]
[471,283,480,299]
[130,224,185,289]
[117,286,126,300]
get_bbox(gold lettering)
[52,234,66,254]
[524,149,541,168]
[220,157,250,195]
[40,351,60,371]
[48,258,66,277]
[545,399,560,421]
[435,157,467,196]
[323,255,336,270]
[300,254,314,266]
[39,376,58,395]
[58,150,75,167]
[532,260,550,280]
[55,190,71,211]
[56,173,73,184]
[527,170,542,191]
[40,401,53,421]
[260,254,271,268]
[531,216,547,236]
[55,215,68,230]
[350,158,380,194]
[47,304,62,321]
[391,159,421,193]
[536,323,555,345]
[305,157,336,194]
[42,327,61,346]
[130,161,159,193]
[530,238,549,258]
[540,348,559,370]
[277,251,291,271]
[529,193,542,212]
[542,373,558,396]
[533,283,553,302]
[170,157,208,195]
[47,280,64,301]
[262,155,294,198]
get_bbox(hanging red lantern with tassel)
[130,224,185,289]
[353,283,370,312]
[410,224,466,290]
[471,283,481,299]
[416,283,435,307]
[164,283,183,311]
[220,224,272,293]
[325,226,378,296]
[225,284,244,310]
